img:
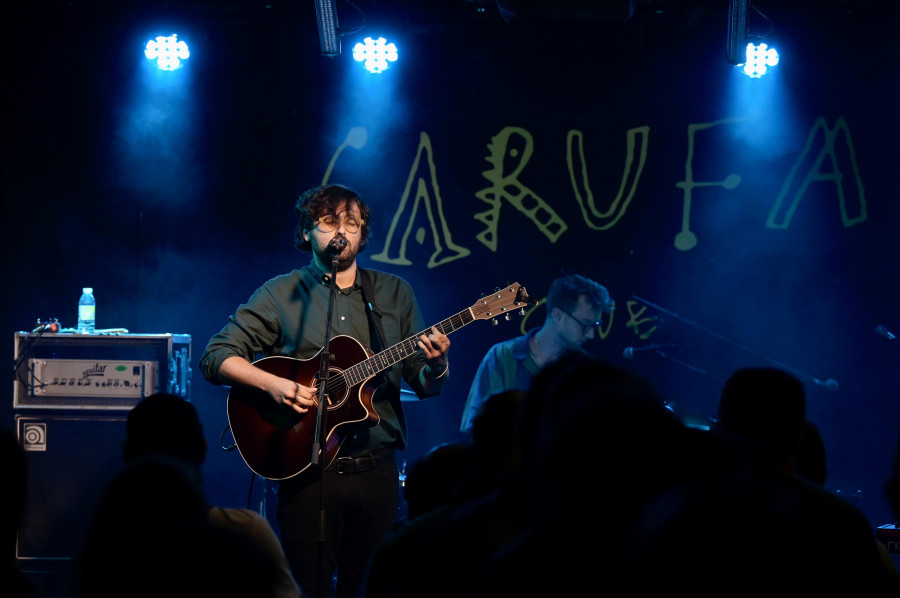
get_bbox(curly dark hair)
[294,184,371,253]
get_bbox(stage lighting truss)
[315,0,340,56]
[144,34,190,71]
[352,37,398,73]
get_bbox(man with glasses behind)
[201,184,451,598]
[460,273,613,434]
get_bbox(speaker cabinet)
[16,413,127,561]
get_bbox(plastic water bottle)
[78,287,96,334]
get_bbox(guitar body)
[225,282,531,481]
[226,335,380,480]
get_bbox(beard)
[315,235,358,271]
[335,251,357,271]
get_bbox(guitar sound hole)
[324,370,349,409]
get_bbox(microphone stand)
[312,246,341,598]
[650,347,723,384]
[631,295,838,391]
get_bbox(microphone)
[813,378,840,391]
[622,344,676,359]
[876,325,896,341]
[326,236,347,255]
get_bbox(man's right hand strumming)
[219,355,315,415]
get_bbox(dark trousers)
[276,456,399,598]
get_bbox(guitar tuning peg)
[518,308,526,316]
[490,318,499,326]
[504,313,511,321]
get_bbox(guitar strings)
[321,310,474,398]
[318,287,520,399]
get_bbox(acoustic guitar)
[226,282,531,480]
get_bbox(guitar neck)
[341,308,475,386]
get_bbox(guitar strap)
[358,268,387,353]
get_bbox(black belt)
[333,449,396,475]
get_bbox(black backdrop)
[4,0,900,536]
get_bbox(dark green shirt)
[200,260,435,454]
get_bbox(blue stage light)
[144,34,190,71]
[352,37,398,73]
[742,42,778,77]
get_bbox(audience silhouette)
[401,441,477,521]
[450,388,525,506]
[368,358,900,596]
[473,351,686,596]
[880,420,900,560]
[887,422,900,522]
[45,366,900,597]
[796,419,828,486]
[71,393,303,598]
[359,440,476,598]
[623,366,898,594]
[359,389,525,598]
[363,352,687,597]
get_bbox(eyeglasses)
[314,215,364,234]
[561,310,601,335]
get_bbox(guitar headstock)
[470,283,533,322]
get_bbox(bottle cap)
[83,287,93,293]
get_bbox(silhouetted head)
[471,389,525,470]
[77,455,227,598]
[403,442,476,519]
[123,393,206,468]
[717,367,806,460]
[520,352,682,524]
